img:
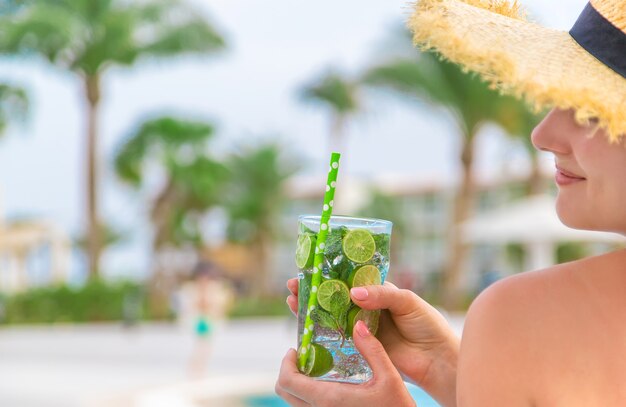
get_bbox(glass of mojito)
[295,215,392,383]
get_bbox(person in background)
[178,260,234,378]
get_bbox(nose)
[531,109,571,154]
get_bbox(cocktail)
[295,215,392,383]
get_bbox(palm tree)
[493,97,546,195]
[114,115,229,317]
[0,84,28,137]
[300,70,360,154]
[115,116,228,250]
[224,142,299,296]
[0,0,226,277]
[365,50,538,309]
[357,189,407,268]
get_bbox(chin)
[555,195,594,231]
[555,195,618,233]
[556,210,587,230]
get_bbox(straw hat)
[408,0,626,141]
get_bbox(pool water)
[246,382,440,406]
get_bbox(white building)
[0,190,72,293]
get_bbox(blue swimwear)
[195,317,213,337]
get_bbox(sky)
[0,0,588,279]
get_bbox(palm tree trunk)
[150,178,178,250]
[442,134,476,310]
[147,179,180,319]
[252,232,272,297]
[85,74,101,279]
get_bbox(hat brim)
[409,0,626,141]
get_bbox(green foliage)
[0,83,28,137]
[0,0,226,75]
[228,296,290,318]
[115,116,217,186]
[114,115,229,249]
[556,242,589,263]
[365,50,539,138]
[2,279,146,324]
[300,70,359,115]
[505,243,525,273]
[362,27,543,141]
[224,142,299,244]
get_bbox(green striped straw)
[298,152,341,371]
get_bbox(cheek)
[551,130,626,232]
[583,139,626,196]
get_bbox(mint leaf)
[311,307,338,330]
[372,233,390,259]
[325,226,348,260]
[329,292,350,332]
[333,256,354,283]
[298,273,312,314]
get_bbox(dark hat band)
[569,2,626,79]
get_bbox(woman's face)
[531,108,626,234]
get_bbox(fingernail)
[351,287,368,300]
[355,320,370,337]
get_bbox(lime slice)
[348,265,381,288]
[342,229,376,263]
[317,279,350,312]
[295,233,316,269]
[299,343,334,377]
[346,307,381,337]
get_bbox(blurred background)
[0,0,621,406]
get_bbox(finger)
[384,281,398,289]
[287,295,298,316]
[277,349,320,403]
[287,278,299,296]
[275,382,310,407]
[350,283,427,316]
[352,320,399,379]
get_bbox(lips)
[555,165,586,186]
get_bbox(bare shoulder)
[456,269,544,406]
[457,250,626,406]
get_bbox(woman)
[276,0,626,405]
[179,261,233,378]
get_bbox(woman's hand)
[275,320,416,407]
[286,278,459,407]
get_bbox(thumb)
[352,320,397,377]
